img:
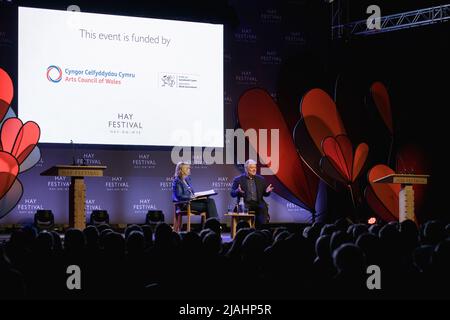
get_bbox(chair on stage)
[173,200,207,232]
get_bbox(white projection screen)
[18,7,223,147]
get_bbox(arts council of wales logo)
[47,65,62,83]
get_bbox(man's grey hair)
[244,159,257,172]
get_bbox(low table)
[224,213,255,239]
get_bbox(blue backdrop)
[0,0,327,225]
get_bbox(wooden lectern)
[373,174,429,222]
[41,165,107,230]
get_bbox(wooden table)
[224,213,255,238]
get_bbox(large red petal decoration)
[0,179,23,219]
[238,88,319,211]
[352,143,369,182]
[370,82,393,135]
[0,68,14,122]
[319,156,348,185]
[19,146,41,173]
[300,88,346,154]
[1,118,23,153]
[322,136,351,182]
[294,118,338,189]
[364,185,397,222]
[367,164,400,220]
[0,151,19,200]
[336,135,353,180]
[12,121,41,164]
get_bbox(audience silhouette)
[1,219,449,299]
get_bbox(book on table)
[194,189,217,198]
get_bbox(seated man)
[230,159,274,228]
[172,161,218,219]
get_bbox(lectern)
[373,174,429,222]
[41,165,107,230]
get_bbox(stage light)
[90,210,109,225]
[368,217,377,225]
[67,5,81,12]
[34,210,55,230]
[146,210,164,224]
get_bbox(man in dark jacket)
[230,159,274,228]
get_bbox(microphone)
[71,140,76,165]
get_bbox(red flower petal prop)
[0,118,41,165]
[1,118,22,152]
[365,164,399,221]
[321,135,368,184]
[301,89,346,153]
[0,68,14,122]
[0,151,19,200]
[0,179,23,219]
[238,88,319,212]
[294,88,347,189]
[0,69,41,219]
[19,145,42,173]
[353,143,369,182]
